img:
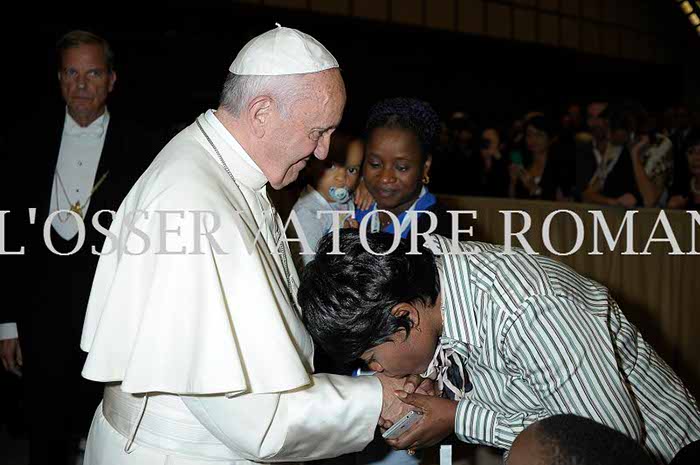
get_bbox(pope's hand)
[406,374,436,398]
[385,391,457,451]
[377,374,414,429]
[376,374,436,430]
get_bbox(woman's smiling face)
[363,127,431,215]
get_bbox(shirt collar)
[63,108,109,138]
[199,109,268,191]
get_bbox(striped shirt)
[425,235,700,464]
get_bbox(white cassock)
[79,110,382,465]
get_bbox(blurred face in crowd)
[455,128,472,145]
[568,104,582,127]
[525,124,550,156]
[263,69,346,189]
[610,128,630,147]
[480,128,501,159]
[688,143,700,177]
[509,119,525,143]
[59,43,116,126]
[587,102,607,127]
[363,127,431,216]
[587,102,609,142]
[562,104,582,130]
[315,143,364,203]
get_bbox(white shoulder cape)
[80,115,313,396]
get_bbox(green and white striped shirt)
[426,236,700,464]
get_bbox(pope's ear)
[248,96,273,138]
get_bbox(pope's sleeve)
[181,373,382,462]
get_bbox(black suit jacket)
[599,146,642,204]
[0,109,162,345]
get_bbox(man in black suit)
[0,30,159,465]
[579,103,641,208]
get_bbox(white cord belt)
[102,383,245,461]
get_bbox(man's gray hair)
[57,30,115,72]
[219,73,305,119]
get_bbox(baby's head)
[305,132,363,204]
[298,230,443,376]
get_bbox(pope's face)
[267,70,346,189]
[59,44,115,126]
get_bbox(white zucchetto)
[229,23,339,76]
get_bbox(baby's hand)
[354,180,374,210]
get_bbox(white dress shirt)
[50,109,110,241]
[591,142,623,187]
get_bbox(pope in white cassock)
[79,25,412,464]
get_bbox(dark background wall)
[1,1,697,135]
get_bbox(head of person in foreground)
[507,414,654,465]
[298,229,443,376]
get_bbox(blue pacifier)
[328,186,351,203]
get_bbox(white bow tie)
[63,115,105,138]
[65,121,105,138]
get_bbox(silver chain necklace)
[196,119,295,296]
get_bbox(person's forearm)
[631,158,662,207]
[582,187,616,206]
[182,373,382,462]
[454,400,547,449]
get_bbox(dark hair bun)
[366,97,441,155]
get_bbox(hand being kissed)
[377,373,458,452]
[377,373,435,430]
[384,390,458,452]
